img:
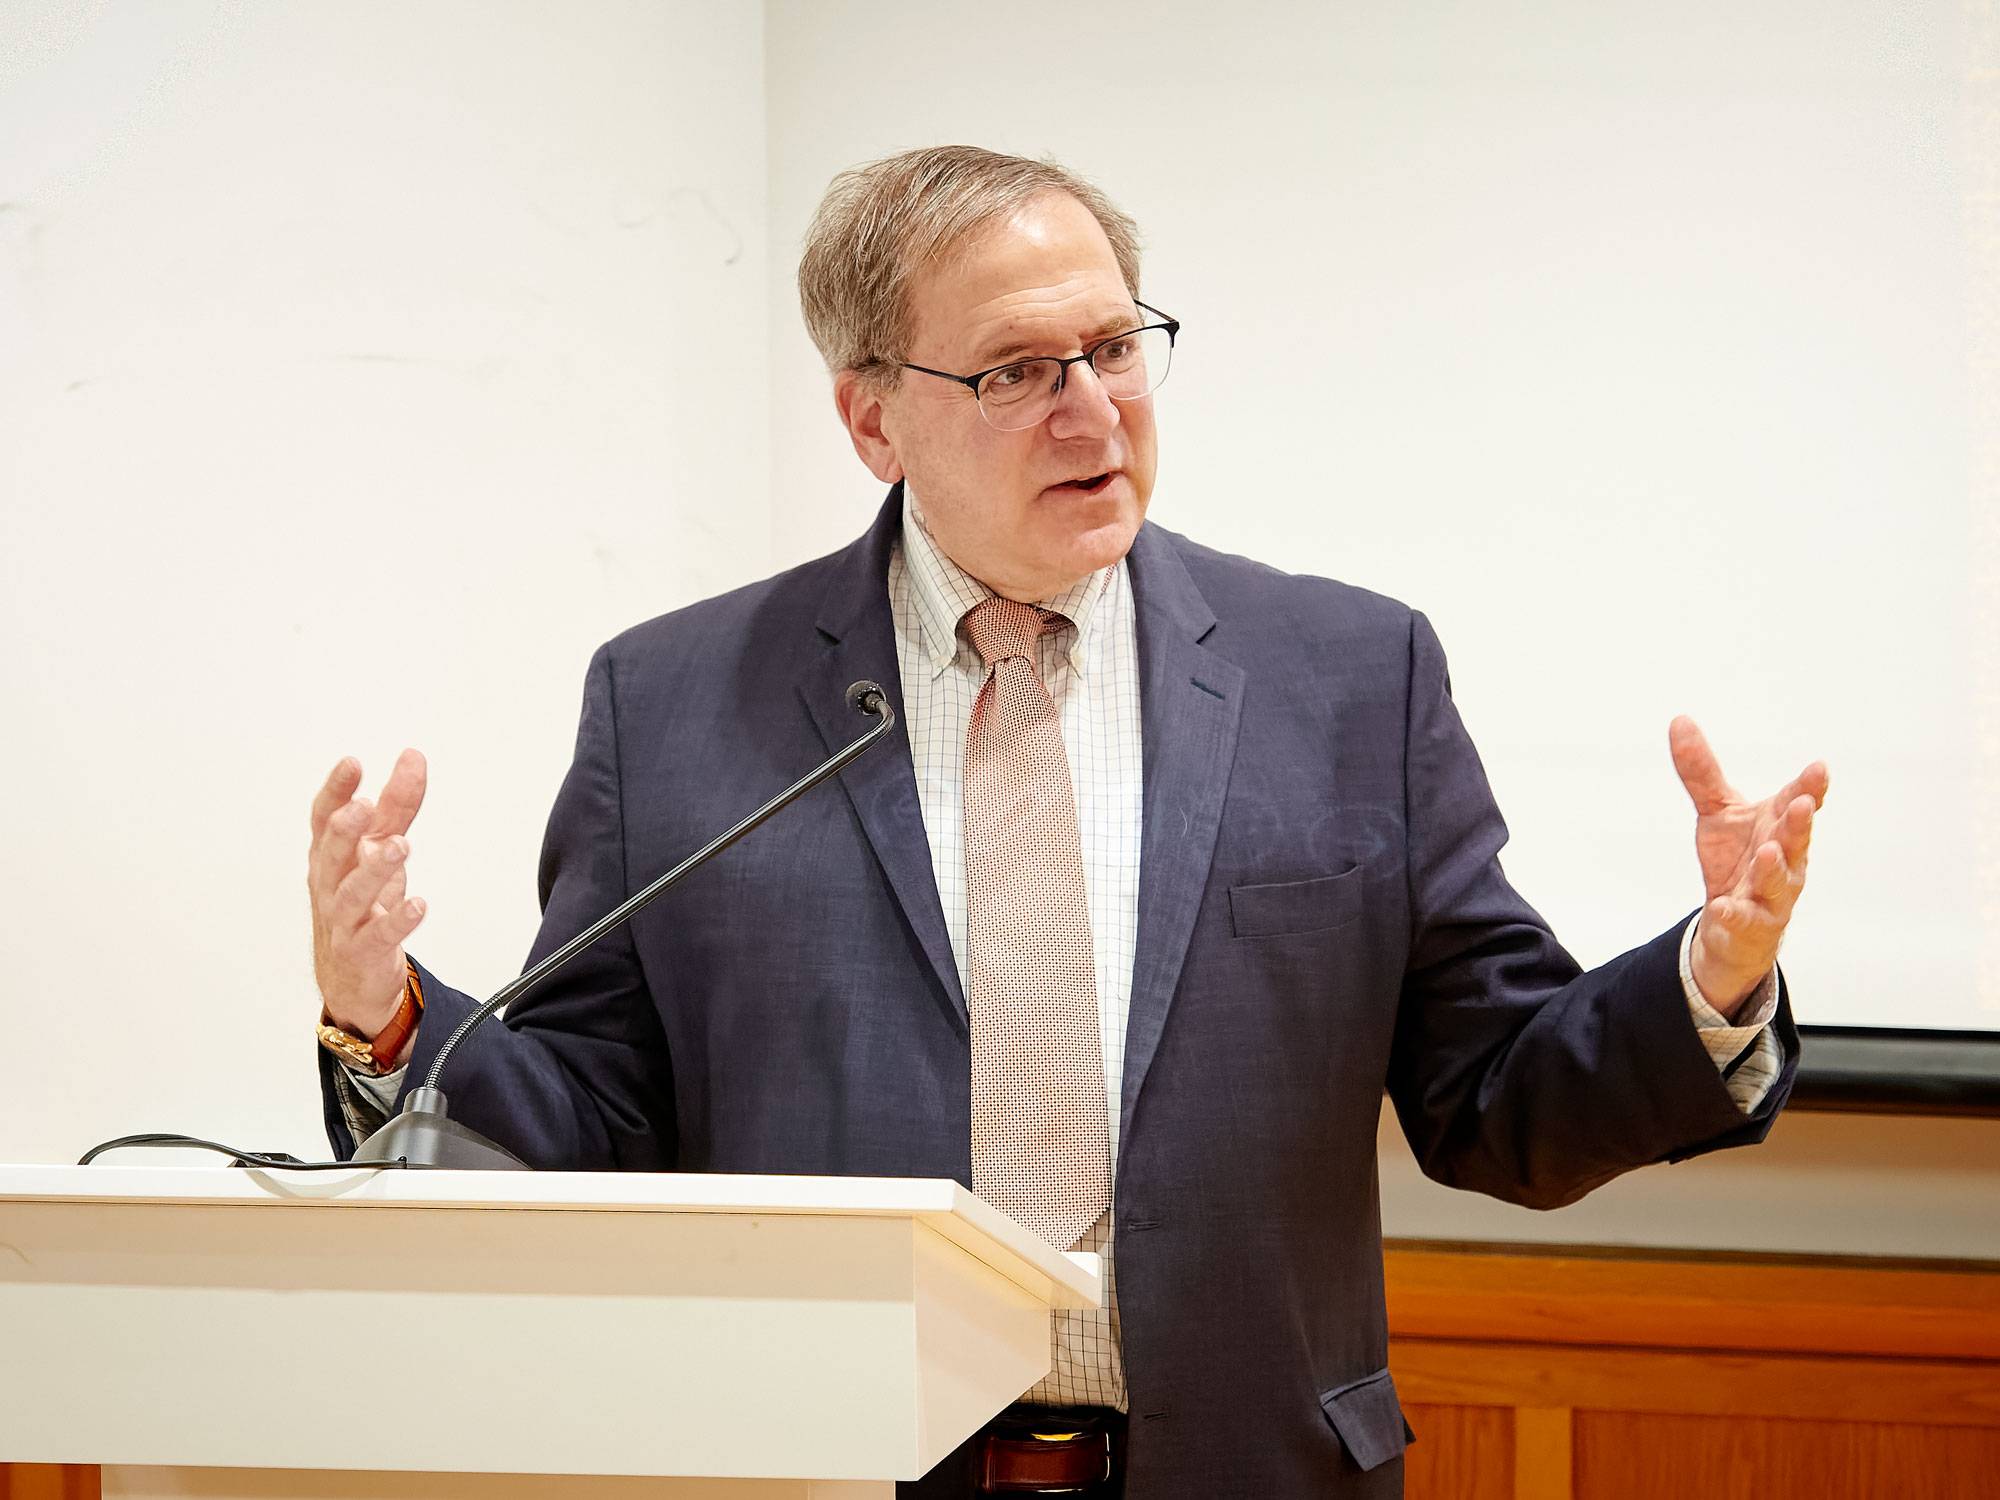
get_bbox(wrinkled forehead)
[905,192,1137,368]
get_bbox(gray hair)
[797,145,1143,383]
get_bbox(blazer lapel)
[797,485,968,1032]
[1121,525,1244,1147]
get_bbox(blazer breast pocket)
[1228,866,1364,939]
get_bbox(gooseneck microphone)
[352,680,898,1169]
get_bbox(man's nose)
[1044,358,1120,439]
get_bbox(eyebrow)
[971,308,1142,370]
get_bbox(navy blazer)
[322,485,1798,1498]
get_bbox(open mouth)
[1048,472,1116,496]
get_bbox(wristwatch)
[316,962,425,1076]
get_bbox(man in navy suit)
[308,147,1826,1498]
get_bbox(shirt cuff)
[344,1059,407,1113]
[1679,917,1782,1114]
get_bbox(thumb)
[1669,715,1737,815]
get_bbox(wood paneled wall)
[0,1468,97,1500]
[1390,1240,2000,1500]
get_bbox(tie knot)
[961,596,1061,669]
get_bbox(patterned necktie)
[961,596,1113,1251]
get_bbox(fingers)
[1669,716,1740,815]
[1775,793,1816,867]
[312,796,376,906]
[308,750,427,906]
[354,892,428,961]
[310,757,362,840]
[1732,835,1807,920]
[377,861,408,916]
[1747,841,1787,901]
[1802,760,1830,806]
[1778,759,1831,811]
[325,832,409,934]
[369,749,429,838]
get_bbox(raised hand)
[309,749,429,1043]
[1669,717,1828,1017]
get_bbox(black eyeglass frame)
[897,301,1180,413]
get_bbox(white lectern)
[0,1165,1101,1499]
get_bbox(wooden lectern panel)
[0,1168,1099,1495]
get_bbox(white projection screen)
[766,0,2000,1041]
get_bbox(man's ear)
[833,369,905,484]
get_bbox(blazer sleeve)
[318,642,678,1168]
[1383,610,1800,1211]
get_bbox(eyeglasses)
[898,302,1180,432]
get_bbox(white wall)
[0,1,767,1164]
[766,0,1996,1035]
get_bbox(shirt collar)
[899,484,1111,681]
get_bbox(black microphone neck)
[351,682,897,1170]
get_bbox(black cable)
[78,1133,391,1170]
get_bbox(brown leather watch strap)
[316,962,424,1076]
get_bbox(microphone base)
[352,1086,529,1170]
